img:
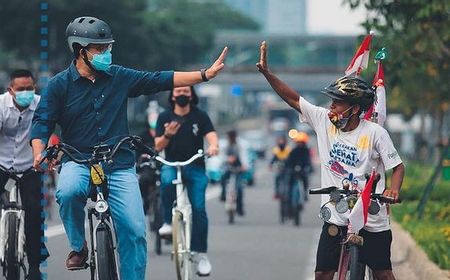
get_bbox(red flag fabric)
[348,169,376,233]
[344,31,374,76]
[364,62,386,126]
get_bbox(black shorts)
[315,222,392,272]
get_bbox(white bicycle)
[0,165,35,280]
[155,150,205,280]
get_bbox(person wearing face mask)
[154,86,219,277]
[0,70,49,280]
[30,16,227,280]
[269,135,291,199]
[257,41,405,280]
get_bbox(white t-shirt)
[299,97,402,232]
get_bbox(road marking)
[46,185,221,238]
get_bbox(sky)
[307,0,368,35]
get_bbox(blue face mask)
[14,90,35,107]
[89,49,112,71]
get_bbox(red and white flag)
[344,31,374,77]
[364,61,386,125]
[348,169,376,233]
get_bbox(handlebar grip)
[309,186,338,195]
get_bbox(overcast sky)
[307,0,367,35]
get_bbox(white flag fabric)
[348,169,376,233]
[344,32,374,77]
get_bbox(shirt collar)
[69,60,113,81]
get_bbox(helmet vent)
[89,19,95,24]
[78,18,85,23]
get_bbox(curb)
[391,221,450,280]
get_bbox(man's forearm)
[173,71,205,88]
[262,71,301,112]
[31,139,46,158]
[390,163,405,192]
[154,136,169,152]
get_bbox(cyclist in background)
[30,16,227,280]
[269,135,291,199]
[257,41,404,280]
[285,132,313,200]
[0,70,49,280]
[155,85,219,277]
[220,129,248,216]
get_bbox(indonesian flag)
[344,31,374,76]
[364,61,387,126]
[348,169,376,233]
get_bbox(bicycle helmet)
[294,132,309,144]
[66,16,115,52]
[321,76,375,111]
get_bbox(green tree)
[343,0,449,130]
[0,0,258,72]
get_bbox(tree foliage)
[0,0,258,72]
[343,0,450,121]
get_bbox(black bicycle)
[42,135,155,280]
[137,154,163,255]
[0,165,38,280]
[309,173,401,280]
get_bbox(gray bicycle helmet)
[321,76,375,111]
[66,16,115,52]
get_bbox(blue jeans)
[160,165,209,253]
[56,161,146,280]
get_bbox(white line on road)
[45,185,222,238]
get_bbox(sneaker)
[196,253,212,276]
[158,223,172,237]
[66,242,88,270]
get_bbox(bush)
[391,161,450,270]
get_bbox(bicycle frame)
[154,150,205,280]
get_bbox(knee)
[55,185,85,205]
[315,271,335,280]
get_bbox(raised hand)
[256,41,269,74]
[205,47,228,80]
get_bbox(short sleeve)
[199,110,215,136]
[375,127,403,170]
[298,97,329,131]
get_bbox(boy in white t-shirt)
[256,41,405,280]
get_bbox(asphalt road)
[43,158,323,280]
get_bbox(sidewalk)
[391,221,450,280]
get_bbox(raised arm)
[256,41,302,113]
[173,47,228,87]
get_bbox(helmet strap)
[81,48,97,72]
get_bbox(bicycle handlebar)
[309,187,401,204]
[154,150,205,167]
[0,165,38,181]
[41,135,157,165]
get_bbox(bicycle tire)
[153,198,163,255]
[172,211,190,280]
[349,244,365,280]
[6,214,21,280]
[228,209,235,224]
[96,226,119,280]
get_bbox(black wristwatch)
[200,68,209,82]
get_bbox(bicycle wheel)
[153,197,163,255]
[172,211,191,280]
[6,214,21,280]
[291,185,301,226]
[96,226,119,280]
[348,244,365,280]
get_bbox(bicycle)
[284,165,305,226]
[153,150,205,280]
[137,154,163,255]
[309,173,400,280]
[42,135,154,280]
[0,165,37,280]
[223,167,241,224]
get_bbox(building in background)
[223,0,307,35]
